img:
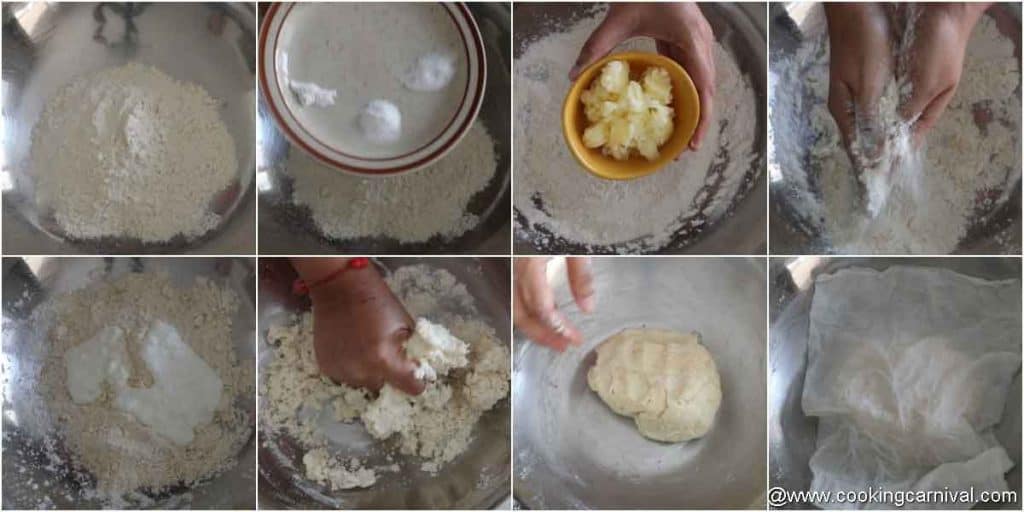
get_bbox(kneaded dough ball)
[587,328,722,442]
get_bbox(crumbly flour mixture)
[515,5,760,253]
[287,123,497,243]
[31,272,252,505]
[262,265,510,491]
[770,12,1021,254]
[30,63,238,242]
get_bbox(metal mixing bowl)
[768,3,1023,255]
[513,2,767,255]
[257,4,511,255]
[257,258,511,509]
[1,257,257,509]
[1,2,257,254]
[769,257,1022,509]
[514,258,767,509]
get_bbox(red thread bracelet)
[292,257,370,296]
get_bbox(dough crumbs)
[33,271,253,505]
[30,63,238,243]
[303,448,377,489]
[288,123,497,243]
[262,265,510,490]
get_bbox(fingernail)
[579,295,595,313]
[569,65,581,80]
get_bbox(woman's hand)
[291,258,425,395]
[899,3,989,143]
[513,257,594,351]
[824,3,895,156]
[570,3,716,150]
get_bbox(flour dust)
[770,11,1021,254]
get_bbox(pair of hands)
[825,3,989,152]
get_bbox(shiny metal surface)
[1,2,257,254]
[768,3,1022,255]
[257,4,511,255]
[257,258,511,509]
[769,257,1022,509]
[512,2,767,255]
[514,258,767,509]
[1,257,257,509]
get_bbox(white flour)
[288,123,496,242]
[262,265,510,492]
[770,13,1021,254]
[514,6,760,253]
[30,63,238,243]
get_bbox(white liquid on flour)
[277,3,466,157]
[63,320,223,446]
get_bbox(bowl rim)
[562,51,700,181]
[258,1,487,177]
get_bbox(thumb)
[570,15,634,80]
[901,85,955,146]
[828,80,855,151]
[386,356,426,396]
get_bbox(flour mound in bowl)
[287,123,497,243]
[29,63,238,243]
[30,271,253,506]
[262,265,510,492]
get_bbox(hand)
[898,3,989,143]
[291,258,425,396]
[824,3,895,157]
[513,257,595,351]
[569,3,716,150]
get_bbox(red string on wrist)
[292,257,370,296]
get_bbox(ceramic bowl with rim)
[563,52,700,181]
[259,2,487,176]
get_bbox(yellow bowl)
[562,52,700,181]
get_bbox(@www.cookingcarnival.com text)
[768,486,1018,508]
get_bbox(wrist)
[932,3,989,33]
[292,258,375,302]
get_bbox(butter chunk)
[579,60,676,161]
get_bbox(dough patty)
[587,328,722,442]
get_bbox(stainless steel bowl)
[768,3,1023,255]
[1,257,257,509]
[1,2,257,254]
[512,2,768,255]
[256,258,511,509]
[769,257,1022,509]
[257,4,511,255]
[514,258,767,509]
